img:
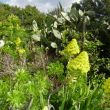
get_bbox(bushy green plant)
[1,14,27,58]
[46,38,104,110]
[0,79,10,110]
[0,69,51,110]
[47,61,64,76]
[56,39,103,110]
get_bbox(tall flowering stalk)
[61,39,80,57]
[67,51,90,75]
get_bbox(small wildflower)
[15,37,21,46]
[0,40,5,48]
[18,49,25,55]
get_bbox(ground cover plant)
[0,0,110,110]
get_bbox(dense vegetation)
[0,0,110,109]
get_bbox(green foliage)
[0,3,45,29]
[55,39,103,110]
[0,79,9,109]
[0,14,27,59]
[0,14,25,38]
[0,34,107,110]
[58,79,103,110]
[49,39,104,110]
[47,61,64,76]
[0,69,51,110]
[103,77,110,108]
[0,1,110,110]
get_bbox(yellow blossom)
[18,49,25,55]
[15,37,21,46]
[61,39,80,57]
[103,77,110,94]
[67,51,90,74]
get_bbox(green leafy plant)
[56,38,103,110]
[47,61,64,76]
[0,69,51,110]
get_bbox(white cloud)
[7,0,55,12]
[6,0,81,12]
[37,2,54,12]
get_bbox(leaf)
[0,40,5,48]
[53,21,57,28]
[33,20,38,32]
[59,2,63,11]
[32,34,41,41]
[69,7,79,22]
[51,42,57,48]
[57,17,65,23]
[53,29,61,39]
[61,12,70,21]
[53,15,57,19]
[84,16,90,24]
[107,25,110,30]
[79,10,84,16]
[85,11,95,17]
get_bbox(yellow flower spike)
[103,77,110,94]
[15,37,21,46]
[18,49,25,55]
[67,51,90,74]
[61,39,80,57]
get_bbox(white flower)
[0,40,5,48]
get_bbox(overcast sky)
[0,0,81,12]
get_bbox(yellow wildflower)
[103,77,110,94]
[61,39,80,57]
[67,51,90,74]
[15,37,21,46]
[18,49,25,55]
